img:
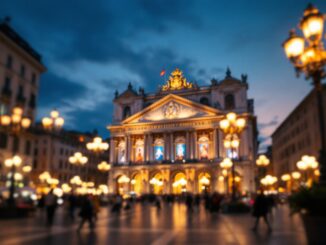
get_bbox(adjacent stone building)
[272,87,326,179]
[0,18,46,183]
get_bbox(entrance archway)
[150,172,163,194]
[198,172,211,193]
[116,175,130,195]
[131,173,142,195]
[172,172,187,194]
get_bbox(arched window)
[198,136,209,160]
[118,141,126,163]
[154,139,164,161]
[224,94,235,110]
[199,97,210,106]
[175,137,186,161]
[123,106,131,119]
[134,139,144,163]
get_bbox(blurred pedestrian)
[185,193,194,212]
[155,195,162,210]
[68,193,77,221]
[77,195,95,232]
[45,189,57,226]
[252,192,272,232]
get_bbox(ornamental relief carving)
[138,101,206,122]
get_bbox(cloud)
[258,116,279,130]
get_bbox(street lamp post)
[296,155,319,185]
[0,106,31,206]
[219,112,246,201]
[220,158,233,195]
[283,4,326,185]
[87,136,109,184]
[4,155,22,205]
[256,155,270,188]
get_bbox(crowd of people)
[34,189,277,232]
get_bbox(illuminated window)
[175,137,186,161]
[198,136,209,160]
[118,141,126,163]
[154,138,164,161]
[134,139,144,162]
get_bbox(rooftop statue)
[161,68,193,91]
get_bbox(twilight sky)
[1,0,326,151]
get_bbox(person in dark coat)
[77,196,95,231]
[252,192,272,231]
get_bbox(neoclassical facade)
[107,69,258,195]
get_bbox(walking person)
[252,192,272,232]
[68,193,77,221]
[77,195,95,232]
[45,189,58,226]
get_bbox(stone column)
[218,130,224,158]
[109,138,115,164]
[126,135,131,163]
[186,131,190,159]
[212,129,217,159]
[163,133,167,160]
[144,134,148,162]
[148,134,153,161]
[193,131,197,159]
[170,133,174,161]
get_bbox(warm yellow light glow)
[39,171,51,182]
[13,107,23,115]
[226,112,236,122]
[70,175,82,185]
[256,155,270,167]
[54,117,64,127]
[281,174,291,181]
[314,169,320,176]
[5,155,22,167]
[260,175,277,186]
[98,161,111,171]
[62,183,72,193]
[297,160,308,170]
[231,139,240,148]
[222,169,228,176]
[21,117,31,128]
[69,152,88,165]
[292,171,301,180]
[199,176,210,185]
[53,188,63,197]
[219,119,230,130]
[300,5,324,41]
[22,165,32,173]
[283,31,305,58]
[236,118,246,128]
[87,137,109,152]
[42,117,52,127]
[234,176,241,182]
[118,175,130,184]
[220,158,233,169]
[0,115,11,126]
[11,114,21,124]
[50,110,59,118]
[218,176,224,181]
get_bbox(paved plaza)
[0,203,307,245]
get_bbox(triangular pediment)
[122,94,220,124]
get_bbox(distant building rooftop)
[0,17,42,63]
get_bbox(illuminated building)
[108,68,258,195]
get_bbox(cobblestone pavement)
[0,203,307,245]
